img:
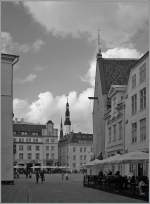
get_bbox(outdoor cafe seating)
[83,151,149,201]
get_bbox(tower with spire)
[64,97,71,135]
[60,117,63,140]
[97,29,102,60]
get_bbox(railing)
[83,175,149,201]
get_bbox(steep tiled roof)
[98,58,138,95]
[59,132,93,144]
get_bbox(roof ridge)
[102,58,138,60]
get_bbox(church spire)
[64,97,71,135]
[97,29,102,59]
[60,117,63,140]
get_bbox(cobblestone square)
[2,174,145,203]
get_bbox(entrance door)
[138,163,143,177]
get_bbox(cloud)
[13,98,30,119]
[23,74,37,82]
[102,48,142,58]
[13,88,94,133]
[81,59,96,87]
[1,32,44,54]
[33,65,47,72]
[23,1,148,48]
[14,73,37,84]
[33,39,45,52]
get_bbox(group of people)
[96,170,149,196]
[35,169,45,183]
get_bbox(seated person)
[138,177,146,196]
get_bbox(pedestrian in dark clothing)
[61,172,64,183]
[40,170,45,183]
[35,171,39,183]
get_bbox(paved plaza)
[1,173,145,203]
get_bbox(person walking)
[40,170,45,183]
[35,170,39,183]
[65,172,69,180]
[61,171,64,183]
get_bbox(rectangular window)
[108,127,111,143]
[132,74,136,88]
[72,163,76,168]
[84,155,86,160]
[51,153,54,159]
[46,146,49,151]
[73,147,76,152]
[33,138,36,142]
[32,132,38,136]
[118,121,123,140]
[46,138,49,143]
[73,155,76,160]
[129,163,134,173]
[140,88,146,111]
[19,153,23,160]
[19,145,23,151]
[51,146,55,151]
[131,122,137,143]
[139,63,146,84]
[80,147,82,152]
[36,153,40,160]
[36,145,40,151]
[27,153,32,160]
[84,147,86,152]
[51,139,55,143]
[132,94,137,115]
[27,145,32,151]
[140,118,146,142]
[80,155,83,160]
[46,153,49,160]
[113,124,116,142]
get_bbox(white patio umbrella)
[113,151,149,163]
[83,159,103,167]
[31,166,41,169]
[14,165,26,169]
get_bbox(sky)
[1,0,149,133]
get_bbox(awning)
[112,151,149,163]
[84,151,149,168]
[83,159,103,167]
[14,165,26,169]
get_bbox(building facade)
[13,120,58,167]
[58,132,93,171]
[1,53,19,184]
[125,51,149,153]
[93,48,138,158]
[58,99,93,171]
[104,85,126,157]
[103,51,149,177]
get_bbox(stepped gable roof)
[99,58,138,95]
[13,123,46,133]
